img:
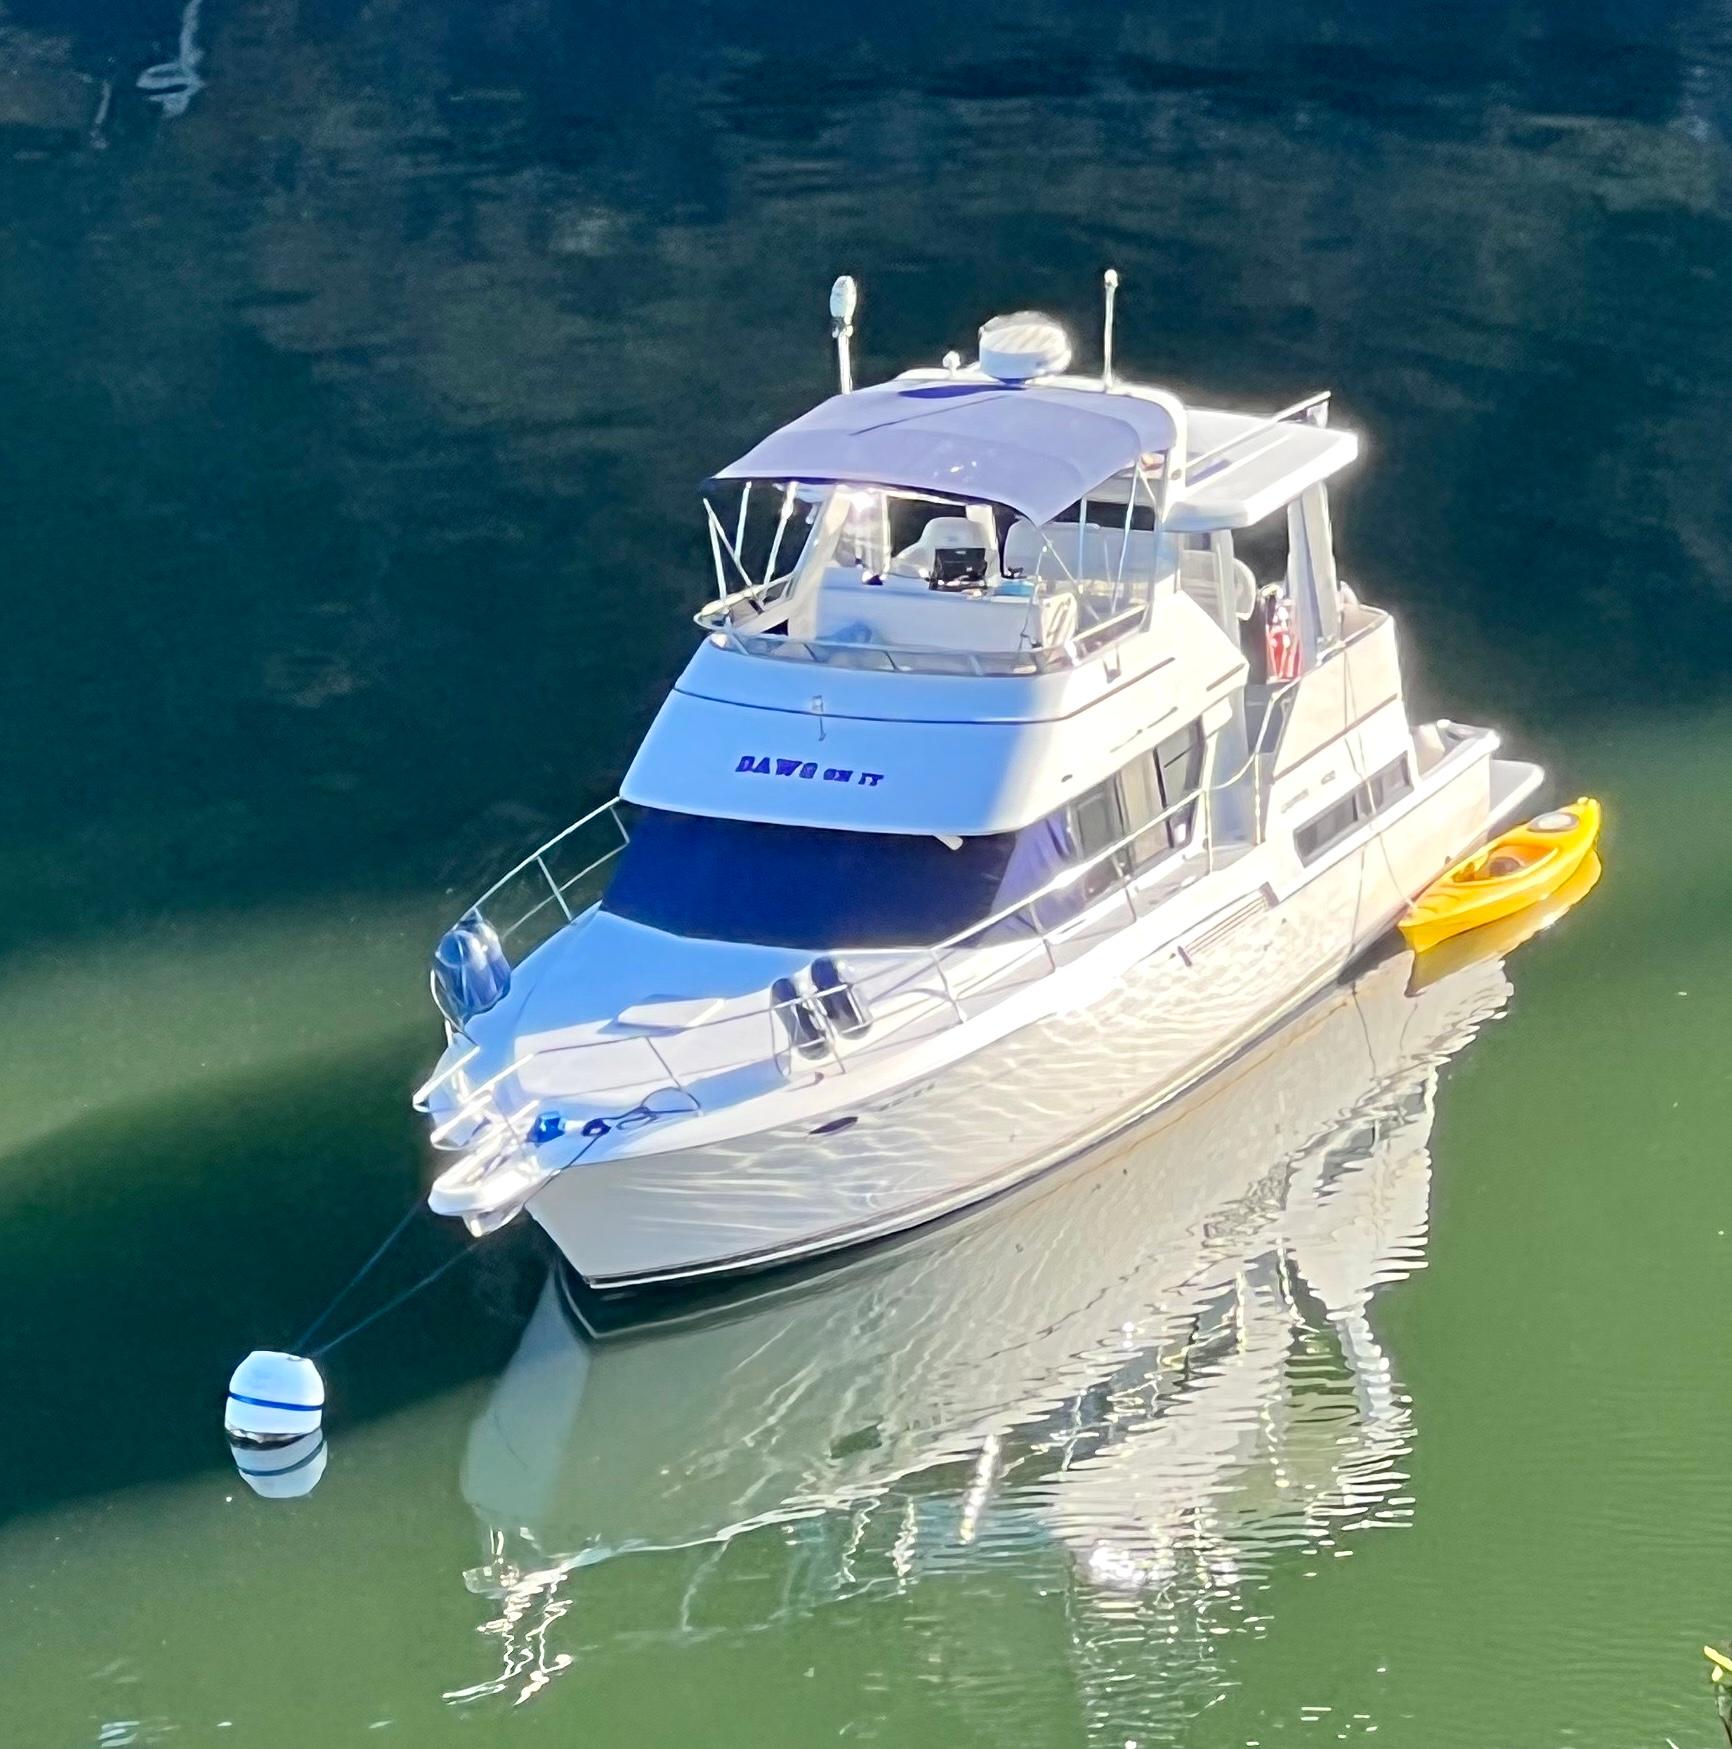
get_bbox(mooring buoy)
[225,1350,324,1441]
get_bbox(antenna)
[1101,268,1120,388]
[830,275,859,394]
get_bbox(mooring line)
[293,1200,425,1354]
[306,1243,478,1358]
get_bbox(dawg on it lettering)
[736,754,883,787]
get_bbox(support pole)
[1102,268,1119,388]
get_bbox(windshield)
[600,809,1065,950]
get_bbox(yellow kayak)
[1406,851,1601,991]
[1400,798,1603,954]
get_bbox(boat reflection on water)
[451,945,1512,1721]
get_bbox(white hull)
[531,747,1533,1287]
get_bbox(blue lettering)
[737,754,882,786]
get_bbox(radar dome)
[978,311,1072,382]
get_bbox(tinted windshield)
[601,809,1046,949]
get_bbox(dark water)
[4,0,1732,1741]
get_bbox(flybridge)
[694,275,1358,686]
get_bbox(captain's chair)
[889,512,996,590]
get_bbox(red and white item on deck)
[1264,589,1300,682]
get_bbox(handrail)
[692,599,1149,678]
[1180,391,1331,482]
[460,797,632,950]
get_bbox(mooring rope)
[305,1244,478,1358]
[293,1200,426,1354]
[283,1089,696,1361]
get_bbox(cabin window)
[1367,754,1412,811]
[603,809,1025,949]
[1060,721,1207,901]
[1116,756,1165,866]
[1069,775,1131,900]
[1292,754,1415,866]
[1294,789,1364,864]
[1153,723,1205,844]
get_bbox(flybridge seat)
[889,513,998,585]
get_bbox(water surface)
[3,0,1732,1742]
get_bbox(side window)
[1116,753,1165,869]
[1153,723,1204,846]
[1059,721,1211,907]
[1367,755,1412,811]
[1294,788,1364,863]
[1294,754,1414,864]
[1069,776,1129,899]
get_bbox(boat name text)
[736,756,884,787]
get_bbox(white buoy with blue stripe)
[225,1350,324,1442]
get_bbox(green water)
[4,0,1732,1741]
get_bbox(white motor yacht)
[415,275,1542,1288]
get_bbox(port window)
[1294,788,1365,864]
[1068,722,1208,887]
[1069,776,1131,899]
[1293,754,1413,865]
[1116,753,1166,869]
[1153,723,1205,846]
[1367,755,1412,811]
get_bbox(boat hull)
[529,748,1531,1289]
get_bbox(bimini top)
[714,380,1180,526]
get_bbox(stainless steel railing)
[691,596,1149,677]
[465,797,633,948]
